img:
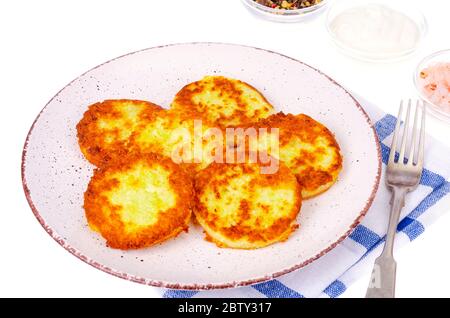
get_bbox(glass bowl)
[326,0,427,62]
[414,49,450,123]
[241,0,329,23]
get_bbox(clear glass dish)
[414,49,450,124]
[325,0,427,62]
[241,0,329,23]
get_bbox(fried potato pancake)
[84,153,193,250]
[194,161,301,249]
[77,99,164,166]
[129,109,225,175]
[233,113,342,199]
[171,76,275,127]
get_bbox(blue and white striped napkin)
[160,96,450,298]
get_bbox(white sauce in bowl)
[329,4,420,59]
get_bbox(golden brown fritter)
[129,109,226,175]
[194,161,301,249]
[84,153,193,250]
[171,76,275,127]
[76,99,164,166]
[77,99,341,198]
[231,113,343,199]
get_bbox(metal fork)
[366,100,426,298]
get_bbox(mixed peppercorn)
[255,0,323,10]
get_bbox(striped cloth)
[160,97,450,298]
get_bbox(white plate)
[22,43,381,290]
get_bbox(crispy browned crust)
[230,112,343,198]
[76,99,164,167]
[77,99,341,200]
[194,161,302,248]
[171,76,274,127]
[84,152,194,250]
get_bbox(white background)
[1,0,449,298]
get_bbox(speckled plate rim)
[21,42,382,290]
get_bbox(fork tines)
[389,100,426,168]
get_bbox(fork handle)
[366,255,397,298]
[366,187,407,298]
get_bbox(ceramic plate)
[22,43,381,289]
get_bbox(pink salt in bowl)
[414,49,450,123]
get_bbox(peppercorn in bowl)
[241,0,328,22]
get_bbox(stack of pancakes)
[78,76,342,250]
